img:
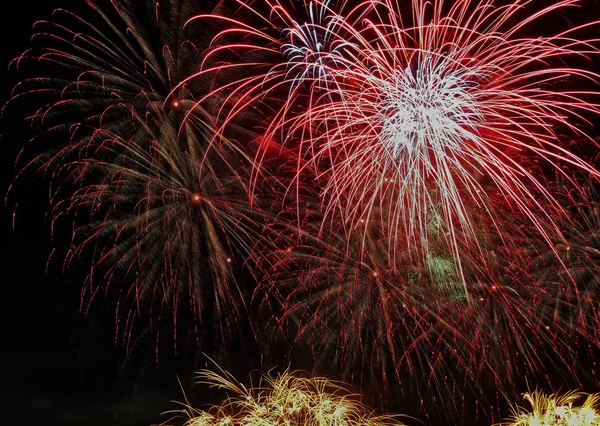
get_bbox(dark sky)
[2,1,600,426]
[0,1,177,425]
[0,0,78,413]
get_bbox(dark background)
[0,1,181,425]
[1,1,600,426]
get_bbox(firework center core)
[379,57,480,161]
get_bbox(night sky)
[0,1,175,425]
[2,1,600,426]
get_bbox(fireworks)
[168,369,406,426]
[10,0,208,144]
[193,1,600,416]
[185,0,359,186]
[6,0,600,424]
[504,390,600,426]
[198,0,600,273]
[7,0,270,349]
[260,185,600,419]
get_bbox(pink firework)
[192,0,600,420]
[184,0,359,185]
[194,0,600,281]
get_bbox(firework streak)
[189,0,600,419]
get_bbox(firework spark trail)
[194,0,600,279]
[167,368,407,426]
[504,390,600,426]
[190,1,600,416]
[6,0,600,423]
[57,116,265,345]
[260,182,600,421]
[182,0,361,196]
[294,0,600,282]
[6,0,271,350]
[521,182,600,343]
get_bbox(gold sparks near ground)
[166,369,407,426]
[503,390,600,426]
